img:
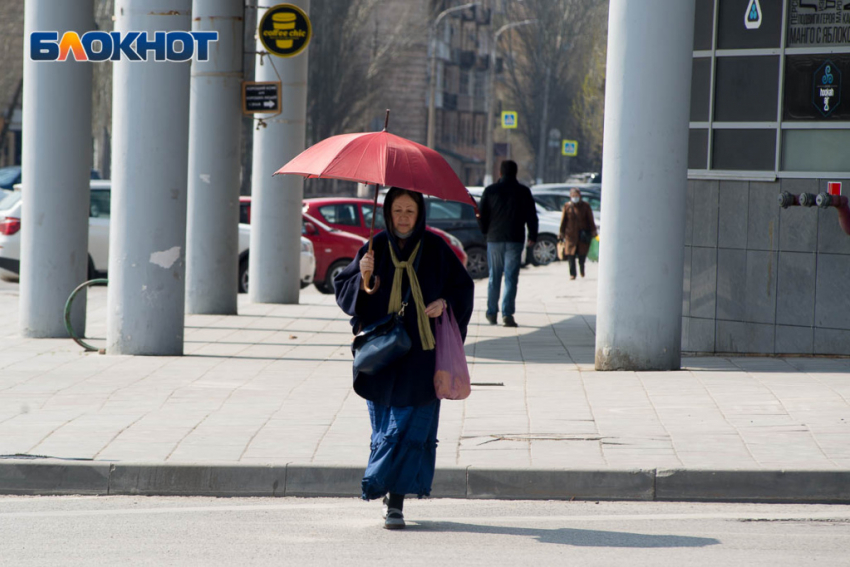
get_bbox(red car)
[302,197,468,268]
[239,197,366,294]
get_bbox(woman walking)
[334,187,474,529]
[558,187,597,280]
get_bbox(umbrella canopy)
[274,130,477,209]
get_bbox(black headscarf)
[383,187,427,262]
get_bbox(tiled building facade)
[682,0,850,355]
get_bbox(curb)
[1,461,849,503]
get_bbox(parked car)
[0,190,23,280]
[0,165,101,191]
[0,181,110,281]
[0,182,316,291]
[238,197,366,294]
[466,186,563,266]
[300,197,475,277]
[237,220,315,293]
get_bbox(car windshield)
[0,190,21,211]
[0,166,21,188]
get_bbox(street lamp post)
[427,2,478,149]
[483,19,536,186]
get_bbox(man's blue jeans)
[486,242,524,319]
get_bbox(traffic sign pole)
[186,0,244,315]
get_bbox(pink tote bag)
[433,306,471,400]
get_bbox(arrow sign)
[243,81,281,114]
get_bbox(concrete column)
[595,0,696,371]
[185,0,244,315]
[107,0,192,355]
[19,0,93,338]
[249,1,309,304]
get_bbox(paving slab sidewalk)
[0,261,849,502]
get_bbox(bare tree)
[570,25,606,173]
[499,0,607,181]
[307,0,417,137]
[92,0,114,179]
[303,0,416,195]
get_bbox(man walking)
[478,160,538,327]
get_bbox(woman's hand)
[359,251,374,281]
[425,298,447,318]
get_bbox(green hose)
[64,278,108,354]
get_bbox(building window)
[460,70,471,95]
[784,54,850,121]
[713,56,779,122]
[781,129,850,171]
[474,70,487,100]
[473,113,486,145]
[712,129,776,171]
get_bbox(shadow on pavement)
[471,315,596,365]
[412,521,720,548]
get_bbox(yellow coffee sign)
[259,4,311,58]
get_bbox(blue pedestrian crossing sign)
[501,111,518,129]
[562,139,578,157]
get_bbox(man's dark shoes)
[486,313,497,325]
[503,315,518,327]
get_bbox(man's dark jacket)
[478,176,539,243]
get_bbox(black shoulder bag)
[351,241,422,375]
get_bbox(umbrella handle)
[363,272,380,294]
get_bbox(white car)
[0,181,315,291]
[237,223,314,293]
[466,186,563,266]
[529,185,602,234]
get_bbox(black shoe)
[503,315,518,327]
[486,313,497,325]
[384,508,405,529]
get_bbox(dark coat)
[478,177,539,243]
[559,200,597,256]
[334,193,474,408]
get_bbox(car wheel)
[87,255,97,280]
[238,258,248,293]
[465,247,488,279]
[531,235,558,266]
[317,259,349,295]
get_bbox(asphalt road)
[1,497,848,566]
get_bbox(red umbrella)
[275,111,478,293]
